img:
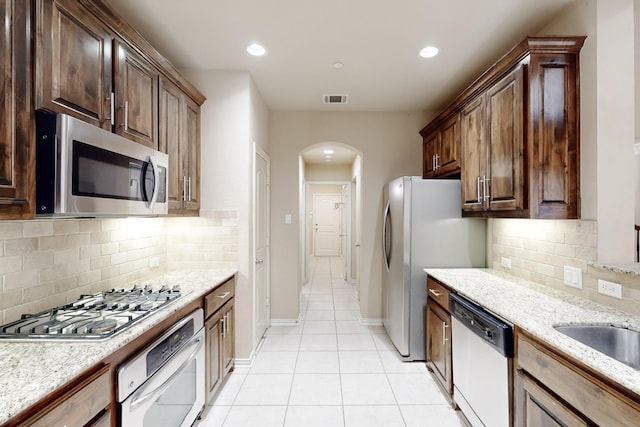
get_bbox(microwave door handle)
[129,335,204,411]
[142,155,160,209]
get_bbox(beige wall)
[269,110,429,321]
[305,164,352,181]
[181,69,270,361]
[0,216,238,325]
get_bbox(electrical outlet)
[501,257,512,269]
[598,279,622,299]
[563,266,583,289]
[149,257,160,269]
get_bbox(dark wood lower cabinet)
[516,370,587,427]
[26,365,111,427]
[426,299,452,396]
[204,277,236,403]
[516,330,640,427]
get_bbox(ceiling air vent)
[323,94,349,105]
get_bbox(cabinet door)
[437,114,461,176]
[460,95,487,212]
[114,40,158,148]
[528,54,579,219]
[516,370,587,427]
[183,97,201,212]
[0,0,31,216]
[423,132,438,178]
[205,311,223,403]
[159,77,184,211]
[35,0,113,130]
[426,300,452,395]
[222,300,235,375]
[487,66,525,212]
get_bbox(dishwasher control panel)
[450,293,514,357]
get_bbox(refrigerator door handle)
[382,200,392,271]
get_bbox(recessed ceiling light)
[246,43,267,56]
[419,46,439,58]
[323,149,334,154]
[333,62,344,69]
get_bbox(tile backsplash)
[0,212,238,324]
[491,218,640,315]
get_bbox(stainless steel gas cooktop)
[0,284,184,341]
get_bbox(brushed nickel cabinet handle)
[442,322,449,345]
[428,288,442,297]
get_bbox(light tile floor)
[197,256,465,427]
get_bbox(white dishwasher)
[450,293,514,427]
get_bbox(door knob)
[256,259,264,264]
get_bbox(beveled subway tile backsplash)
[0,213,238,324]
[491,218,640,315]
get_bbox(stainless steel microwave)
[36,112,168,217]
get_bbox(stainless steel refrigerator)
[382,176,486,361]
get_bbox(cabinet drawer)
[28,365,111,427]
[205,277,235,319]
[427,277,451,311]
[517,332,640,426]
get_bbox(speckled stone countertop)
[0,268,236,425]
[424,268,640,397]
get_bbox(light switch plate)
[501,257,512,269]
[598,279,622,299]
[563,266,583,289]
[285,214,292,225]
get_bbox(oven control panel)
[116,308,204,403]
[146,320,194,376]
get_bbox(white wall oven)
[117,309,205,427]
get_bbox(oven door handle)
[130,334,204,410]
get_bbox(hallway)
[198,256,464,426]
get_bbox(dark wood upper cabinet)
[159,77,201,215]
[421,114,461,178]
[114,41,159,149]
[35,0,202,152]
[35,0,113,130]
[460,95,487,212]
[0,0,33,218]
[422,36,584,219]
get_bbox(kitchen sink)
[553,324,640,370]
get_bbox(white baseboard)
[234,350,255,368]
[359,316,383,326]
[270,317,302,325]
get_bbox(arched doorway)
[298,142,363,299]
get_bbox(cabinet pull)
[435,154,440,170]
[221,316,225,338]
[107,92,115,126]
[428,288,442,297]
[442,322,449,345]
[477,176,482,204]
[188,176,192,201]
[432,155,436,171]
[182,176,188,201]
[123,101,129,131]
[483,176,490,201]
[217,291,231,299]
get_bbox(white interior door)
[254,144,270,341]
[313,194,342,256]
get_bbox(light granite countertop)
[0,268,236,425]
[424,268,640,397]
